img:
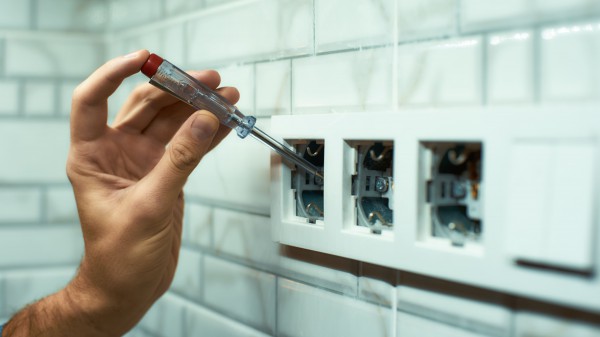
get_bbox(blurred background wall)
[1,0,600,336]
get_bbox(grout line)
[533,27,542,104]
[274,276,279,336]
[185,196,270,216]
[288,59,293,114]
[29,0,37,30]
[53,79,60,117]
[17,79,25,117]
[312,0,317,56]
[391,285,398,337]
[391,0,399,113]
[39,184,48,224]
[0,38,5,78]
[481,34,489,106]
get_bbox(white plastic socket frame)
[271,107,600,312]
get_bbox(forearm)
[2,271,141,337]
[2,287,107,337]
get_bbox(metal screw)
[374,177,389,193]
[314,175,324,185]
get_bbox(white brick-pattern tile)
[187,0,313,65]
[5,39,104,78]
[397,312,489,337]
[487,30,535,104]
[139,293,186,337]
[23,81,55,116]
[398,0,457,40]
[514,311,600,337]
[398,37,483,107]
[256,60,291,116]
[541,21,600,103]
[0,188,42,223]
[36,0,107,32]
[0,226,83,267]
[0,0,31,29]
[213,209,278,266]
[171,248,203,302]
[1,267,76,317]
[0,81,20,115]
[183,203,213,249]
[278,279,391,337]
[216,63,255,114]
[185,118,271,211]
[293,48,393,113]
[204,256,276,334]
[0,121,70,182]
[316,0,394,52]
[185,303,270,337]
[108,0,162,30]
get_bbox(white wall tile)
[24,81,55,116]
[184,203,212,248]
[461,0,600,31]
[46,187,78,223]
[278,279,391,337]
[359,264,396,306]
[139,293,185,337]
[185,303,270,337]
[213,209,278,266]
[216,64,254,113]
[0,121,70,182]
[162,24,186,66]
[397,312,488,337]
[256,60,291,116]
[0,81,20,115]
[0,0,31,29]
[488,30,534,105]
[397,286,512,335]
[316,0,394,52]
[204,256,276,334]
[165,0,204,16]
[2,267,76,317]
[5,39,103,78]
[204,0,237,8]
[185,118,271,212]
[398,0,457,40]
[187,0,312,65]
[0,226,83,267]
[171,248,202,301]
[541,22,600,102]
[514,311,600,337]
[278,246,358,296]
[293,48,393,113]
[109,0,162,30]
[37,0,107,32]
[59,81,78,116]
[398,37,482,107]
[0,188,41,223]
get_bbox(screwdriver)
[140,53,324,179]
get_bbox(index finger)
[71,50,150,142]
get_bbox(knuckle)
[169,142,199,172]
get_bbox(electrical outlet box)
[270,107,600,312]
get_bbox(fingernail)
[123,51,139,59]
[191,115,218,141]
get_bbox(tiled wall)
[1,0,600,336]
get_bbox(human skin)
[2,50,239,336]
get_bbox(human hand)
[61,50,238,335]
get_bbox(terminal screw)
[375,177,389,193]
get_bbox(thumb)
[143,111,220,201]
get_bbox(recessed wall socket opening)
[347,140,394,235]
[420,142,483,247]
[289,140,325,225]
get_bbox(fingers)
[71,49,150,142]
[142,86,240,144]
[113,70,221,132]
[141,111,220,203]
